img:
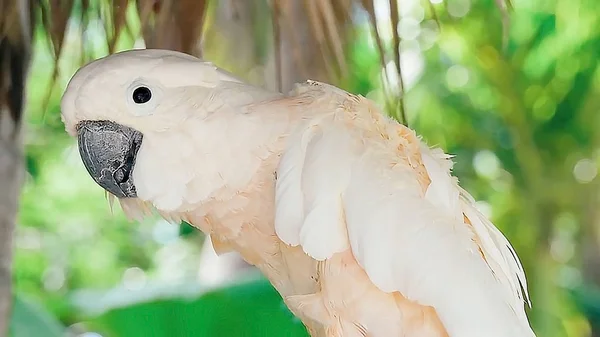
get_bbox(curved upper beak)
[76,120,143,198]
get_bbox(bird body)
[61,49,536,337]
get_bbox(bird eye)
[132,86,152,104]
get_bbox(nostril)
[114,167,128,184]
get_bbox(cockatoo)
[60,49,536,337]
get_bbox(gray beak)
[76,120,143,198]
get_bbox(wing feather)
[276,117,353,260]
[273,82,535,337]
[273,123,316,246]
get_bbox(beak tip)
[76,120,143,199]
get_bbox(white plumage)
[274,82,534,337]
[61,49,536,337]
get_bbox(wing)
[274,82,535,337]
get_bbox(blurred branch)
[468,41,546,201]
[37,0,75,115]
[0,0,32,334]
[270,0,282,92]
[494,0,512,52]
[578,64,600,336]
[361,0,398,121]
[388,0,407,125]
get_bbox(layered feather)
[274,81,535,337]
[62,50,535,337]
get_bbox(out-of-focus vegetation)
[9,0,600,336]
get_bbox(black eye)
[132,86,152,104]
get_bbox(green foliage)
[78,278,308,337]
[571,283,600,328]
[13,0,600,336]
[403,1,600,335]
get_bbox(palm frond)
[29,0,515,126]
[35,0,75,115]
[106,0,129,53]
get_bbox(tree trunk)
[264,0,330,93]
[582,181,600,337]
[0,0,32,334]
[137,0,207,57]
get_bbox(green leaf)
[9,293,66,337]
[77,277,309,337]
[24,152,40,180]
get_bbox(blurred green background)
[7,0,600,336]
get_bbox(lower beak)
[76,120,143,198]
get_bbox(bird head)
[61,48,282,213]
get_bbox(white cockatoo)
[60,49,536,337]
